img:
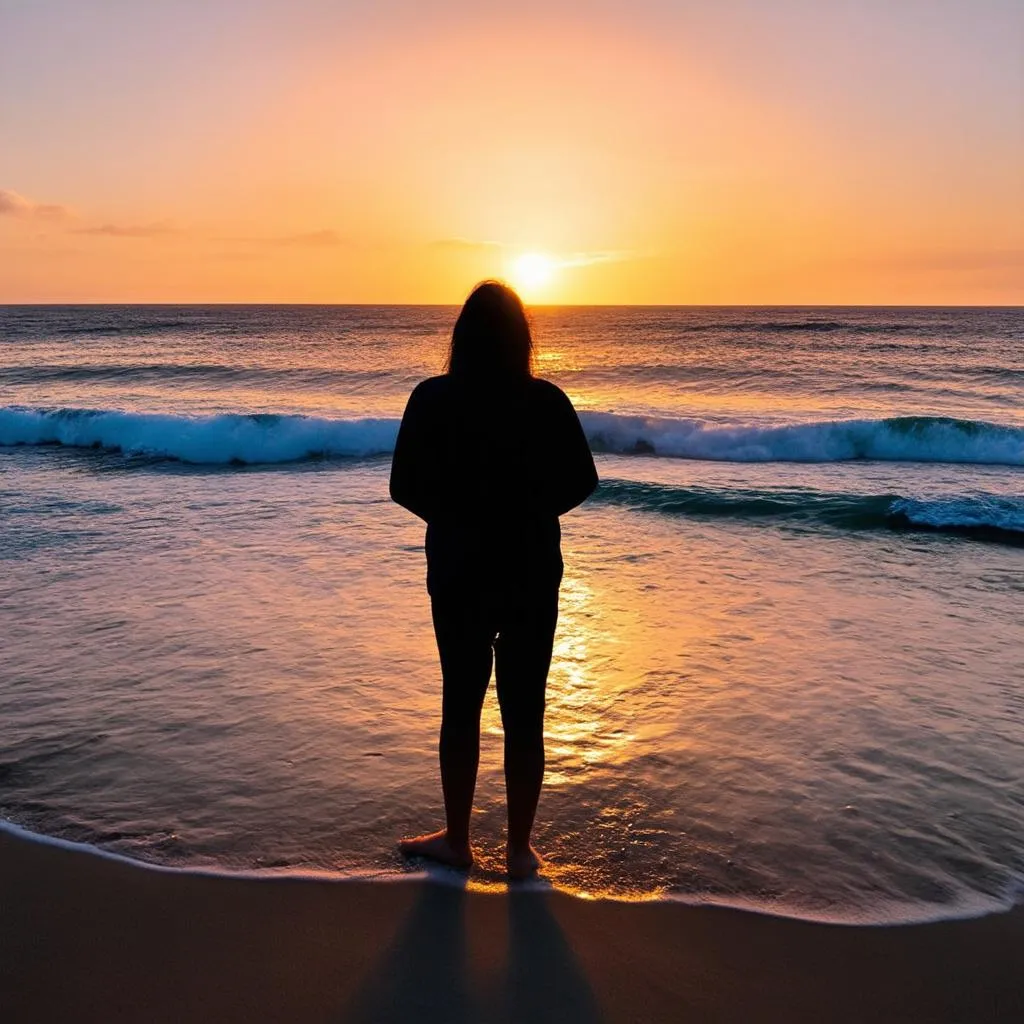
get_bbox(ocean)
[1,303,1022,924]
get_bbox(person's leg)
[399,592,495,868]
[494,581,559,879]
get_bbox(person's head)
[446,280,534,380]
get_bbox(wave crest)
[581,412,1024,466]
[2,405,1022,468]
[0,406,396,464]
[594,480,1024,543]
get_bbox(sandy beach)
[1,827,1021,1023]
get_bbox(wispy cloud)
[430,237,504,252]
[908,249,1024,272]
[73,222,177,238]
[0,188,70,219]
[429,238,643,268]
[220,229,347,248]
[838,249,1024,273]
[270,229,345,247]
[557,249,640,268]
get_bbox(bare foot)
[506,844,542,880]
[398,829,473,870]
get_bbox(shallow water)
[1,304,1022,922]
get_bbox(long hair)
[446,281,534,380]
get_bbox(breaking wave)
[1,406,1022,468]
[0,406,396,464]
[593,479,1024,544]
[581,412,1024,465]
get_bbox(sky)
[1,0,1022,304]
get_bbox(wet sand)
[1,827,1021,1023]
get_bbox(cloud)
[218,229,347,248]
[270,229,345,247]
[429,239,643,267]
[558,249,639,268]
[72,222,177,238]
[430,237,504,252]
[837,249,1024,273]
[0,188,70,219]
[910,249,1024,272]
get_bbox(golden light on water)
[544,570,638,784]
[475,559,658,899]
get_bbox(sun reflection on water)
[544,570,637,787]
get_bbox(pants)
[430,577,561,748]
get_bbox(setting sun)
[509,253,557,297]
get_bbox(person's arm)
[389,382,437,522]
[546,385,599,517]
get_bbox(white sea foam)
[2,819,1020,927]
[0,406,397,464]
[581,412,1024,465]
[595,479,1024,536]
[892,496,1024,533]
[2,405,1022,467]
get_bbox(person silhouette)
[390,281,598,879]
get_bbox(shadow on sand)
[341,880,602,1023]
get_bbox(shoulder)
[528,376,565,399]
[528,376,577,412]
[412,374,450,395]
[406,374,451,407]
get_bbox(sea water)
[1,304,1022,923]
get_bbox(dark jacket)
[389,374,598,595]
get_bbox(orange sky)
[1,1,1022,304]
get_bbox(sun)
[509,253,557,297]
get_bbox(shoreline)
[3,825,1023,1022]
[3,820,1017,929]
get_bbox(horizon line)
[2,301,1022,310]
